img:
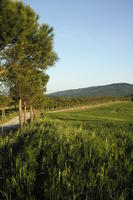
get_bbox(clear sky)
[23,0,133,93]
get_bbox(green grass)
[46,102,133,123]
[0,102,133,199]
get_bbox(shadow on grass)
[0,124,20,134]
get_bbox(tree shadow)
[0,124,20,134]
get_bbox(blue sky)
[24,0,133,93]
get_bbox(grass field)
[46,102,133,123]
[0,102,133,199]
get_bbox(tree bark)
[1,109,5,134]
[24,102,27,125]
[30,105,33,122]
[19,99,23,128]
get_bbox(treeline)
[0,0,58,126]
[44,96,132,110]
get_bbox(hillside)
[48,83,133,97]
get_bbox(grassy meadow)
[0,102,133,199]
[46,102,133,123]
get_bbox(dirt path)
[48,101,124,113]
[0,101,126,133]
[0,113,30,134]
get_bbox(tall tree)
[17,69,49,123]
[0,0,58,126]
[0,0,39,126]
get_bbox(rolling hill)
[48,83,133,97]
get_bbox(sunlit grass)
[46,102,133,123]
[0,102,133,199]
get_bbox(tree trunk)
[30,105,33,122]
[1,109,5,134]
[19,99,23,128]
[24,102,27,125]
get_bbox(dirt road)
[0,113,30,134]
[0,101,125,133]
[48,101,123,113]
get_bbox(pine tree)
[0,0,58,126]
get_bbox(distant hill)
[48,83,133,97]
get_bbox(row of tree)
[0,0,58,126]
[44,96,132,110]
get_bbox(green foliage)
[9,68,49,108]
[0,0,58,112]
[0,103,133,199]
[0,109,18,123]
[0,0,39,50]
[44,96,131,110]
[0,95,13,107]
[23,70,49,109]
